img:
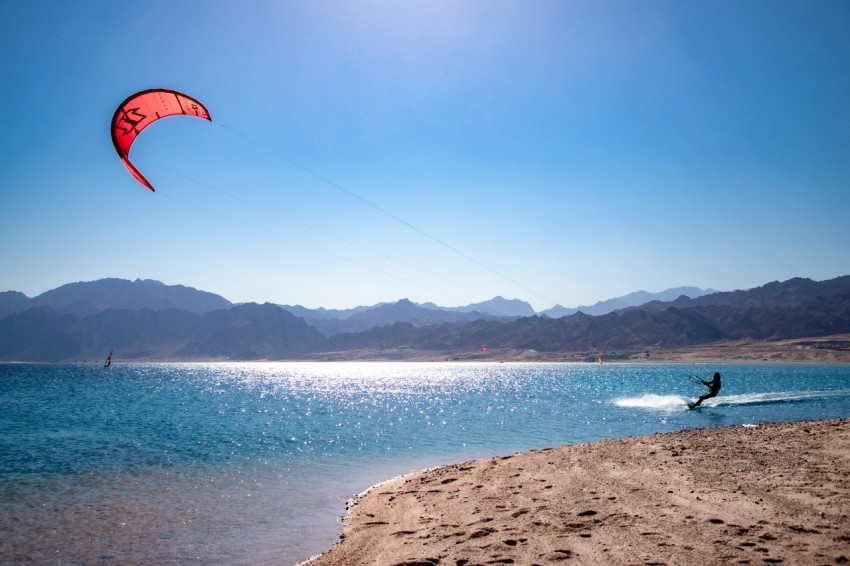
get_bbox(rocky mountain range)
[1,278,712,333]
[0,276,848,361]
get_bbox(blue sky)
[1,1,848,311]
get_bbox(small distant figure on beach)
[688,372,721,409]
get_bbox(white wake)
[613,394,690,411]
[613,390,850,411]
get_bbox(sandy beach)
[310,418,850,565]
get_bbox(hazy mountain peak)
[454,296,536,317]
[541,286,716,318]
[25,278,233,317]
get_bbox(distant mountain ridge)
[0,278,712,329]
[2,278,232,317]
[289,299,506,336]
[1,275,848,361]
[279,289,716,335]
[540,287,716,317]
[421,296,537,317]
[326,276,850,353]
[632,277,850,311]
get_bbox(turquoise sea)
[1,362,849,564]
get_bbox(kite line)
[155,166,487,302]
[216,121,558,307]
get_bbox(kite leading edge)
[111,88,211,191]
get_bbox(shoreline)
[309,418,850,565]
[31,333,850,364]
[292,333,850,363]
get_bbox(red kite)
[111,89,211,191]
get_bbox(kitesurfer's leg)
[689,390,717,409]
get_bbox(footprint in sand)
[468,527,497,539]
[549,549,574,561]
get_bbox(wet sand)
[309,418,850,565]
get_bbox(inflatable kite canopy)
[111,88,211,191]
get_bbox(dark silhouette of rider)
[688,372,721,409]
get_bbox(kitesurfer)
[688,372,721,409]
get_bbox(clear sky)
[1,1,848,311]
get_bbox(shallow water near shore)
[1,362,849,564]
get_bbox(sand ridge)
[309,419,850,565]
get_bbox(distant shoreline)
[27,333,850,364]
[279,333,850,363]
[4,333,849,364]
